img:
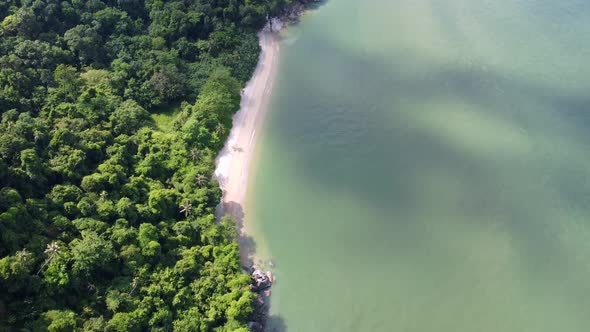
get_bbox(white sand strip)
[214,31,280,219]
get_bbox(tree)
[109,100,149,135]
[147,189,178,217]
[215,123,225,137]
[0,9,40,38]
[64,25,103,65]
[179,202,192,217]
[116,197,138,223]
[149,65,186,103]
[49,146,87,180]
[49,185,83,206]
[20,148,47,180]
[172,307,201,332]
[92,7,132,37]
[13,39,70,73]
[42,310,78,332]
[190,148,200,162]
[106,312,141,332]
[82,317,107,332]
[0,0,275,328]
[0,249,34,293]
[193,67,241,120]
[37,242,60,275]
[195,174,208,187]
[138,223,158,249]
[81,173,109,193]
[43,256,70,289]
[52,65,83,103]
[70,231,115,277]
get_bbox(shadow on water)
[305,0,329,11]
[218,201,285,331]
[218,198,296,332]
[266,315,288,332]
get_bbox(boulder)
[252,270,271,290]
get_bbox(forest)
[0,0,292,330]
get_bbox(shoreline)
[213,30,281,264]
[213,3,322,330]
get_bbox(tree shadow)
[215,201,288,331]
[304,0,329,11]
[266,314,288,332]
[217,200,257,269]
[279,0,329,26]
[250,289,288,332]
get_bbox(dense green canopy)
[0,0,292,330]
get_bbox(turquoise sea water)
[248,1,590,330]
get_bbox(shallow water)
[247,0,590,330]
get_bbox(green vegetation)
[151,105,181,133]
[0,0,294,330]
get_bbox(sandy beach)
[214,31,280,223]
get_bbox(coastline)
[213,30,280,264]
[213,4,321,330]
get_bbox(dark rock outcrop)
[248,321,264,332]
[251,269,272,291]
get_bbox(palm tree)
[16,249,32,265]
[87,282,97,294]
[33,130,41,143]
[179,202,192,217]
[215,123,225,137]
[195,174,208,187]
[190,148,200,162]
[37,242,60,275]
[129,277,139,296]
